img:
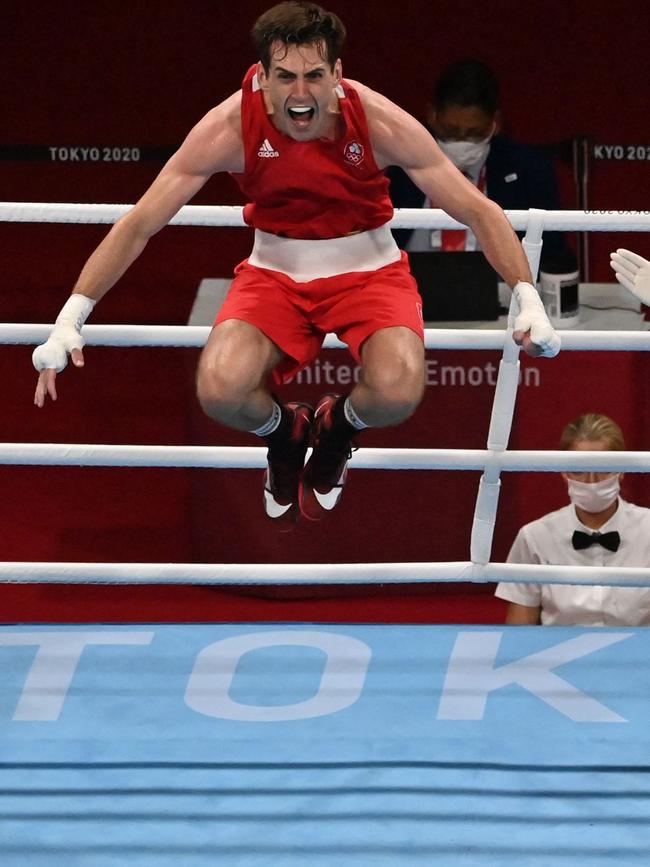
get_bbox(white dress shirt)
[495,499,650,626]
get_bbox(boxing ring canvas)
[1,622,649,865]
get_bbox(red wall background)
[2,1,649,622]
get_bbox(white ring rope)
[2,202,650,231]
[1,324,648,351]
[2,444,649,472]
[4,204,650,588]
[471,214,540,565]
[0,561,649,588]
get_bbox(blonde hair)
[559,413,625,451]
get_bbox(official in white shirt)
[496,413,650,626]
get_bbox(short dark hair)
[252,2,346,73]
[434,60,499,115]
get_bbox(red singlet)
[231,66,394,240]
[216,65,424,382]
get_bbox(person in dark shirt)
[388,59,574,270]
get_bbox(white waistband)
[248,224,401,282]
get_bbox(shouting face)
[258,40,342,141]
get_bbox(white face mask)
[567,475,620,513]
[437,137,491,173]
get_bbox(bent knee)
[363,359,425,421]
[196,362,247,417]
[366,351,425,399]
[196,357,258,421]
[196,321,280,416]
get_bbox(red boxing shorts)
[214,252,424,383]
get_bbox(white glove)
[610,249,650,305]
[32,294,95,373]
[512,281,561,358]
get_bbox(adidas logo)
[257,138,279,158]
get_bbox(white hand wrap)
[32,294,96,373]
[610,249,650,305]
[512,281,561,358]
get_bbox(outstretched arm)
[33,91,245,406]
[357,83,560,358]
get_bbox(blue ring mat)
[1,623,648,866]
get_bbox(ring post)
[470,209,547,567]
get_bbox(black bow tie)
[572,530,620,553]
